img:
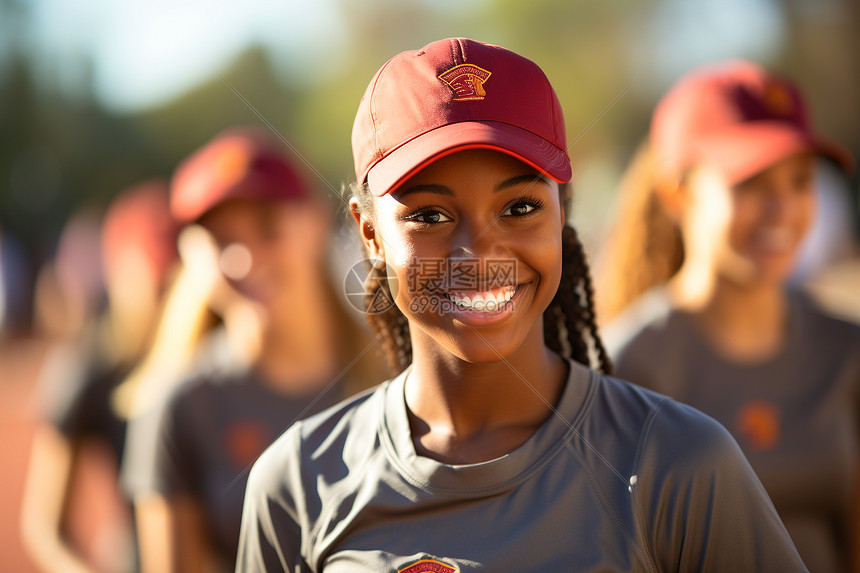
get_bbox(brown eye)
[408,209,451,224]
[502,197,543,217]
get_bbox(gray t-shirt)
[604,288,860,573]
[236,360,806,572]
[123,352,346,572]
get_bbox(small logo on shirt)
[438,64,492,101]
[398,558,458,573]
[224,421,269,467]
[736,400,781,452]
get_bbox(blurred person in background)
[122,127,385,573]
[21,181,179,573]
[0,227,31,337]
[597,60,860,572]
[30,208,105,345]
[799,165,860,326]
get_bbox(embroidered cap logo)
[438,64,492,101]
[398,558,458,573]
[762,80,793,116]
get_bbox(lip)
[749,228,796,253]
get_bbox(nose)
[446,215,515,290]
[448,214,500,259]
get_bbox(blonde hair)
[595,142,684,323]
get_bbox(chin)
[435,322,538,365]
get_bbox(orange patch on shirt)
[224,421,268,468]
[736,401,781,452]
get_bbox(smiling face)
[197,197,330,317]
[681,152,817,286]
[357,149,566,364]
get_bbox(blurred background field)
[1,0,858,570]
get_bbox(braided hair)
[350,181,612,376]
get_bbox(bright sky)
[22,0,785,112]
[26,0,346,111]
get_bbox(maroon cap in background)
[171,126,312,223]
[352,38,571,197]
[651,60,854,185]
[102,179,178,285]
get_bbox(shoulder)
[602,288,678,360]
[579,372,741,486]
[248,382,386,494]
[584,376,806,570]
[794,289,860,346]
[633,389,740,475]
[158,357,249,415]
[791,291,860,386]
[592,374,743,474]
[630,397,806,570]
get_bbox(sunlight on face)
[198,198,330,315]
[682,153,816,286]
[370,149,565,364]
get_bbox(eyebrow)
[398,174,550,198]
[397,184,453,197]
[494,174,551,191]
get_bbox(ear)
[349,198,385,265]
[654,171,687,222]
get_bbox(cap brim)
[700,123,855,185]
[365,121,572,196]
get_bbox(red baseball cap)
[171,126,312,222]
[651,60,854,185]
[102,179,178,285]
[352,38,571,197]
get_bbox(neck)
[405,324,568,464]
[670,265,788,362]
[229,272,339,393]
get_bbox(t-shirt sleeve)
[236,423,308,573]
[634,400,808,572]
[35,345,96,438]
[121,383,197,498]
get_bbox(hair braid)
[563,224,612,374]
[362,263,412,375]
[544,224,612,374]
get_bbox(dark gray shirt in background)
[123,345,346,573]
[236,360,806,572]
[604,288,860,573]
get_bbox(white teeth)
[448,285,516,311]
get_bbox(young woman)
[122,127,384,573]
[598,61,859,573]
[22,181,178,573]
[236,39,807,572]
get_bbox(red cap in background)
[102,179,178,286]
[651,60,854,185]
[171,126,312,222]
[352,38,571,197]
